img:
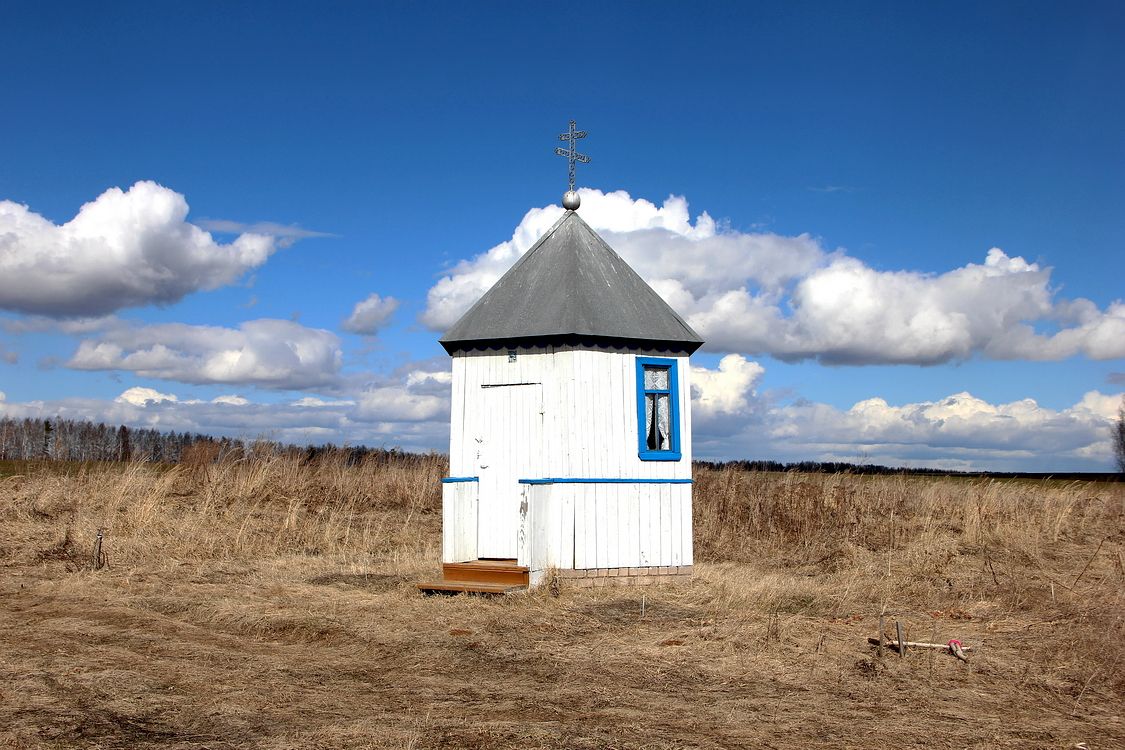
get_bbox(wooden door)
[476,383,542,559]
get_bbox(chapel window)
[636,358,681,461]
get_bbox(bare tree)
[1114,395,1125,474]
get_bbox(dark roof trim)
[440,333,702,356]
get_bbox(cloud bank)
[0,181,278,317]
[68,318,342,390]
[0,362,455,453]
[2,353,1121,472]
[688,355,1123,471]
[422,189,1125,365]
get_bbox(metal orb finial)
[562,190,581,210]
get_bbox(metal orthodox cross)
[555,120,590,193]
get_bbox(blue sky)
[1,1,1122,470]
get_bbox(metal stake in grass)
[91,528,106,571]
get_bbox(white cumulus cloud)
[354,386,447,423]
[699,248,1069,364]
[354,364,453,423]
[115,387,178,406]
[69,319,342,390]
[405,369,452,388]
[689,354,765,437]
[341,293,399,335]
[0,181,279,317]
[293,397,356,408]
[422,189,1125,365]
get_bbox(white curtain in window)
[645,393,671,450]
[644,368,669,390]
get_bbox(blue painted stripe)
[441,476,479,483]
[518,478,693,485]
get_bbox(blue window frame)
[635,356,681,461]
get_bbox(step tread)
[444,559,528,571]
[416,580,526,595]
[443,562,526,575]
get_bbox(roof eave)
[440,333,704,356]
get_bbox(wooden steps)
[417,559,529,595]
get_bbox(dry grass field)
[1,454,1122,749]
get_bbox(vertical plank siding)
[441,481,478,563]
[669,484,683,566]
[582,484,597,569]
[448,346,695,576]
[520,482,692,572]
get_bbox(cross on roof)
[555,120,590,194]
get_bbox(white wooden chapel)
[422,122,703,592]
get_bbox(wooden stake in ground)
[877,613,885,658]
[929,621,938,679]
[896,621,906,658]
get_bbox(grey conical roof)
[440,211,704,354]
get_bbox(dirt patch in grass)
[581,595,703,626]
[307,572,409,591]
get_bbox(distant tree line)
[2,415,1119,479]
[0,416,427,467]
[0,416,205,463]
[695,458,1122,481]
[1114,397,1125,474]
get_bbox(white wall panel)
[595,483,609,567]
[679,484,693,564]
[572,484,587,569]
[559,488,575,569]
[519,481,694,574]
[442,482,478,563]
[669,486,682,566]
[582,484,597,568]
[660,484,673,566]
[637,487,654,567]
[622,485,639,566]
